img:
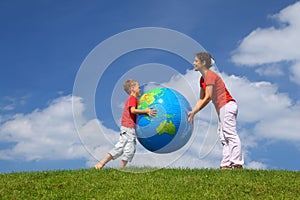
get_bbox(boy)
[94,79,156,169]
[188,52,244,169]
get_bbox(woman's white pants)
[218,101,244,167]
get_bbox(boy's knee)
[123,143,136,161]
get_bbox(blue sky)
[1,0,300,173]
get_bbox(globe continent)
[136,88,193,153]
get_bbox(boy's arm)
[130,107,157,117]
[188,85,213,123]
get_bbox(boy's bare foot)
[94,162,105,169]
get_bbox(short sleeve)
[205,71,216,85]
[128,96,138,108]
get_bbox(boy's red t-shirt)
[121,95,138,128]
[200,70,235,112]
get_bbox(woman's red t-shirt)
[200,70,235,112]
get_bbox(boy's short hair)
[123,79,137,95]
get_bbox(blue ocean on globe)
[136,87,193,153]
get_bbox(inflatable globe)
[136,88,193,153]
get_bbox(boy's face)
[131,82,141,97]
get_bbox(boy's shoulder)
[125,95,138,104]
[127,95,137,100]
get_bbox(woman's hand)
[188,111,195,124]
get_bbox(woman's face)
[193,56,204,71]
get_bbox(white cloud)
[1,66,299,169]
[246,161,268,170]
[221,72,300,141]
[0,95,29,112]
[0,95,124,165]
[223,74,291,122]
[0,96,88,161]
[231,1,300,84]
[290,61,300,84]
[255,65,284,77]
[0,93,221,169]
[0,97,16,111]
[254,102,300,141]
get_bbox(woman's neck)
[199,68,209,78]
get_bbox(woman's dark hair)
[196,52,214,68]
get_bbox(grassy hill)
[0,168,299,199]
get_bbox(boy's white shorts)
[109,126,137,162]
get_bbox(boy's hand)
[147,108,157,117]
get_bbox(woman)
[188,52,244,169]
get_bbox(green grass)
[0,168,299,199]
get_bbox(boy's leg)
[94,153,113,169]
[122,128,136,167]
[94,132,127,169]
[120,160,128,168]
[96,132,127,169]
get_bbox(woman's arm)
[188,85,213,123]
